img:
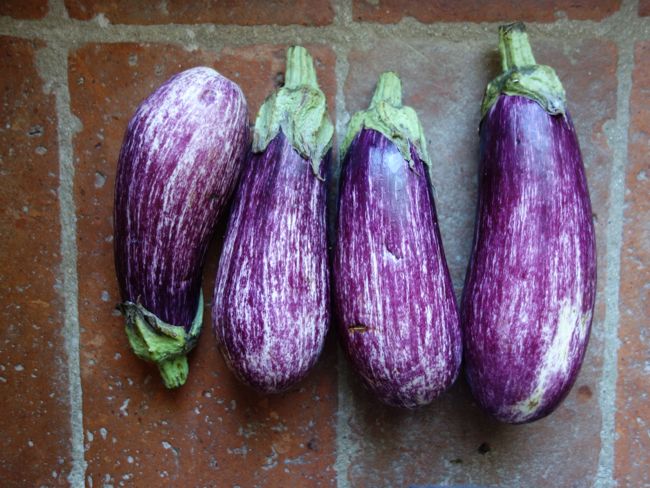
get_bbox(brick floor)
[0,0,48,19]
[614,40,650,488]
[1,2,647,486]
[0,36,70,485]
[69,42,337,487]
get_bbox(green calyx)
[481,22,566,118]
[119,291,203,389]
[341,71,430,168]
[253,46,334,179]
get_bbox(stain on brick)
[614,40,650,487]
[69,42,336,487]
[352,0,621,23]
[64,0,334,25]
[0,36,70,485]
[342,36,617,487]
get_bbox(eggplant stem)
[341,71,430,168]
[285,46,318,90]
[481,22,567,118]
[120,291,203,389]
[252,46,333,171]
[158,356,189,389]
[499,22,536,72]
[370,72,402,108]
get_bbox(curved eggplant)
[212,46,333,393]
[114,67,248,388]
[333,72,462,408]
[461,23,597,423]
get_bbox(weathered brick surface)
[352,0,621,23]
[0,0,48,19]
[70,42,337,487]
[0,37,70,485]
[614,41,650,487]
[65,0,334,25]
[341,35,617,487]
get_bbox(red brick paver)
[352,0,621,23]
[341,36,617,487]
[640,0,650,16]
[614,40,650,487]
[0,36,70,485]
[65,0,334,25]
[0,0,48,19]
[69,42,337,487]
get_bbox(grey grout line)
[335,349,360,488]
[49,3,85,486]
[1,7,650,49]
[595,0,639,485]
[34,39,86,488]
[46,0,68,20]
[332,0,353,25]
[34,1,86,485]
[331,1,354,481]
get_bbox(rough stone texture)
[341,36,617,487]
[640,0,650,16]
[0,0,48,19]
[614,40,650,488]
[0,37,71,485]
[64,0,334,25]
[352,0,621,23]
[70,42,337,487]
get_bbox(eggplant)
[461,23,597,423]
[212,46,333,393]
[114,67,248,388]
[333,72,462,408]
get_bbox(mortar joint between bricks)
[34,39,86,488]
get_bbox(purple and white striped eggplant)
[461,23,597,423]
[333,72,462,408]
[212,46,332,393]
[114,67,248,388]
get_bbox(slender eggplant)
[333,72,462,408]
[461,23,597,423]
[212,46,333,393]
[114,67,248,388]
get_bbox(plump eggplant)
[333,72,462,408]
[212,46,333,393]
[461,23,597,423]
[114,67,248,388]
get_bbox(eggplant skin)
[213,132,330,393]
[114,67,248,329]
[333,128,462,408]
[461,95,597,423]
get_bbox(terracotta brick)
[341,35,617,487]
[0,37,70,485]
[0,0,48,19]
[614,41,650,487]
[640,0,650,16]
[64,0,333,25]
[70,42,337,486]
[353,0,621,23]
